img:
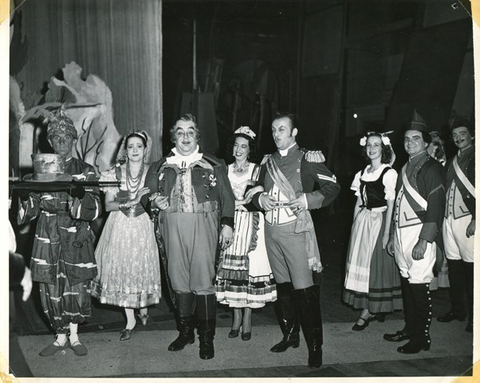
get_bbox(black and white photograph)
[3,0,477,381]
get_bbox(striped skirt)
[343,209,403,313]
[216,210,277,308]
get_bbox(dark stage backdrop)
[11,0,163,161]
[384,17,473,160]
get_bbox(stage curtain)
[384,18,472,163]
[13,0,163,160]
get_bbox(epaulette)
[303,150,325,163]
[260,154,272,166]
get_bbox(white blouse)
[350,164,398,201]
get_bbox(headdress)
[359,131,396,166]
[406,109,429,134]
[46,105,77,139]
[234,126,256,140]
[116,130,153,164]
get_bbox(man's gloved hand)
[69,184,86,199]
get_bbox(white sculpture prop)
[18,61,122,174]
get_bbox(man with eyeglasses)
[385,110,446,354]
[142,113,235,360]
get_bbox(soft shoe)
[39,340,69,357]
[70,341,88,356]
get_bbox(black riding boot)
[292,284,323,368]
[438,259,466,322]
[464,262,474,332]
[384,277,414,342]
[402,277,416,338]
[168,293,196,351]
[398,283,432,354]
[196,294,216,360]
[270,282,300,353]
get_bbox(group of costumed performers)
[12,105,473,366]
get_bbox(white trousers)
[394,223,436,284]
[443,214,474,263]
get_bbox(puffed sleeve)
[350,170,362,196]
[99,167,120,196]
[383,168,398,201]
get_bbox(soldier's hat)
[406,109,429,134]
[450,117,473,133]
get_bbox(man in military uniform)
[252,112,341,368]
[142,113,235,360]
[437,118,475,332]
[385,110,446,354]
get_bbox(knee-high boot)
[401,277,416,338]
[464,262,474,331]
[398,283,431,354]
[384,277,414,342]
[196,294,216,360]
[438,259,466,321]
[292,285,323,368]
[270,282,300,353]
[168,293,196,351]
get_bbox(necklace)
[233,161,249,173]
[126,162,144,194]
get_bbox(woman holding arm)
[216,126,277,340]
[343,132,402,330]
[91,130,161,340]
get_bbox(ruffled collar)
[167,146,203,167]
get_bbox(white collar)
[167,145,203,167]
[278,142,297,157]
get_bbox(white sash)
[402,167,427,211]
[452,156,475,198]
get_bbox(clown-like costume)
[17,108,100,357]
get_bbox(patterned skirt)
[216,210,277,308]
[91,211,161,308]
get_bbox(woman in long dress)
[343,132,402,330]
[216,126,277,340]
[91,130,161,340]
